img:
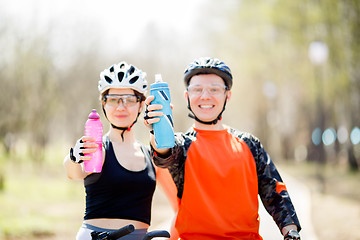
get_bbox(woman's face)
[103,88,143,128]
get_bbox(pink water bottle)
[84,109,103,173]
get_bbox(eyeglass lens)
[187,85,227,96]
[105,94,139,107]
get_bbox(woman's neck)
[107,127,136,143]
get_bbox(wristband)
[70,147,83,164]
[284,229,300,240]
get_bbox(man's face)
[185,74,231,123]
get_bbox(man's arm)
[238,131,301,234]
[149,133,171,156]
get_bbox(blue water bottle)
[150,74,175,149]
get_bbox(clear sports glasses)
[187,85,227,96]
[103,94,140,108]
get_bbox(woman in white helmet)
[63,61,177,240]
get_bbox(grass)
[0,154,85,239]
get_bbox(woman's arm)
[154,166,180,240]
[63,136,100,180]
[63,154,89,180]
[155,167,179,211]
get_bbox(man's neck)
[194,120,225,131]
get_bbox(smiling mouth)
[199,105,214,109]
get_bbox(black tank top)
[83,137,156,224]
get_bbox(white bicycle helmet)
[98,61,148,95]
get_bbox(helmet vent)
[118,72,124,82]
[105,76,112,83]
[129,66,135,75]
[119,63,125,69]
[129,76,139,84]
[109,66,114,72]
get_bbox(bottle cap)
[88,109,100,119]
[155,74,163,83]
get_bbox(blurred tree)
[55,49,105,143]
[307,0,359,170]
[0,0,358,173]
[214,0,359,171]
[214,0,311,160]
[0,33,58,163]
[342,0,360,170]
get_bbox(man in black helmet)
[144,57,301,240]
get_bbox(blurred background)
[0,0,359,239]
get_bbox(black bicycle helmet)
[184,57,233,89]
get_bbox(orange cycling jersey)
[178,128,261,239]
[152,127,301,240]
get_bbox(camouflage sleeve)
[151,132,185,167]
[234,130,301,232]
[151,132,189,198]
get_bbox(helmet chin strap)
[102,106,141,141]
[187,97,227,125]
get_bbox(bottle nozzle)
[89,109,100,119]
[155,74,163,83]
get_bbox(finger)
[144,118,157,127]
[83,142,99,148]
[147,117,160,125]
[80,155,93,161]
[82,148,98,154]
[147,110,163,118]
[81,136,96,142]
[147,104,163,112]
[144,95,155,105]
